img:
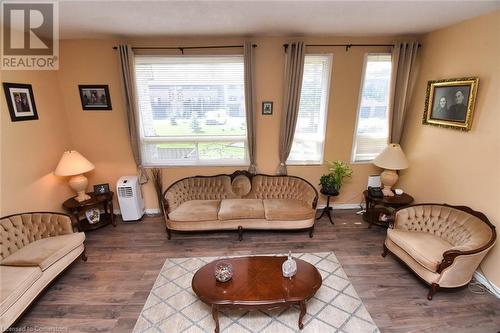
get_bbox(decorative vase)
[214,261,233,282]
[85,208,100,224]
[282,251,297,279]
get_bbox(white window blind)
[134,56,248,166]
[288,54,332,164]
[352,54,392,163]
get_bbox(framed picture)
[78,85,112,110]
[2,83,38,122]
[262,101,273,115]
[422,77,479,131]
[93,183,110,194]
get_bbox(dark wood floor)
[12,211,500,333]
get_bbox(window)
[135,56,247,166]
[351,54,392,163]
[287,54,332,164]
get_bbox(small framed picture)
[93,183,110,194]
[3,83,38,122]
[423,77,479,131]
[262,101,273,115]
[78,85,112,110]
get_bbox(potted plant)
[319,160,353,194]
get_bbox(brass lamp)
[54,151,95,202]
[373,143,409,197]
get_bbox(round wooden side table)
[362,190,413,228]
[63,191,116,232]
[316,189,339,224]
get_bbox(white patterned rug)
[133,252,379,333]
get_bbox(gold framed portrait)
[422,77,479,131]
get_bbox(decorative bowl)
[214,261,233,282]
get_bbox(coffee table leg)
[212,304,220,333]
[298,301,306,330]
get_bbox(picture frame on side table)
[93,183,110,194]
[422,77,478,131]
[3,83,38,122]
[78,85,112,110]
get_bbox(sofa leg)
[238,226,243,241]
[81,249,88,262]
[382,244,388,257]
[166,227,172,240]
[427,283,439,300]
[309,225,314,238]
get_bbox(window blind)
[134,56,248,166]
[288,54,333,164]
[352,54,392,162]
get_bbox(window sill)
[144,162,249,168]
[287,162,323,166]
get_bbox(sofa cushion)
[0,265,42,316]
[387,229,454,272]
[231,175,252,197]
[218,199,265,221]
[168,200,220,222]
[0,233,85,271]
[263,199,315,221]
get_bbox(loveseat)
[162,171,318,240]
[0,212,86,330]
[382,204,496,300]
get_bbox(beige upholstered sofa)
[162,171,318,240]
[0,212,86,330]
[383,204,496,300]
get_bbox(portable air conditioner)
[117,176,144,221]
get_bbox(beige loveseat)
[162,171,318,240]
[382,204,496,300]
[0,212,86,330]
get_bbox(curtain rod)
[283,43,421,52]
[112,44,257,53]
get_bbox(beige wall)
[57,36,400,210]
[399,11,500,286]
[1,70,73,215]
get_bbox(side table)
[363,190,413,228]
[316,189,339,224]
[63,191,116,232]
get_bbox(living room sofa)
[0,212,86,330]
[162,171,318,240]
[382,204,496,300]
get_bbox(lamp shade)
[373,143,409,170]
[54,150,95,176]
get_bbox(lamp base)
[69,174,90,202]
[380,169,398,197]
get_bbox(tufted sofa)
[162,171,318,240]
[0,212,86,330]
[382,204,496,300]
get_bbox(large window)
[135,56,247,166]
[287,54,332,164]
[351,54,392,163]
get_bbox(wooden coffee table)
[191,256,322,332]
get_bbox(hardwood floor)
[12,210,500,333]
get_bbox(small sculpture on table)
[282,251,297,279]
[214,261,233,282]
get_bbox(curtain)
[276,41,306,175]
[389,41,420,144]
[117,45,148,184]
[244,42,257,174]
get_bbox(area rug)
[133,252,380,333]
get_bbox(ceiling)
[58,0,500,39]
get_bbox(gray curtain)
[117,44,148,184]
[389,41,420,144]
[244,42,257,174]
[276,41,306,175]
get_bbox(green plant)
[319,160,353,192]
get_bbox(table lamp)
[54,150,95,202]
[373,143,409,197]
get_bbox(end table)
[63,191,116,232]
[363,190,413,228]
[316,189,339,224]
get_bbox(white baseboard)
[317,203,364,210]
[473,271,500,298]
[113,208,161,216]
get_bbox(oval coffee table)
[192,256,322,332]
